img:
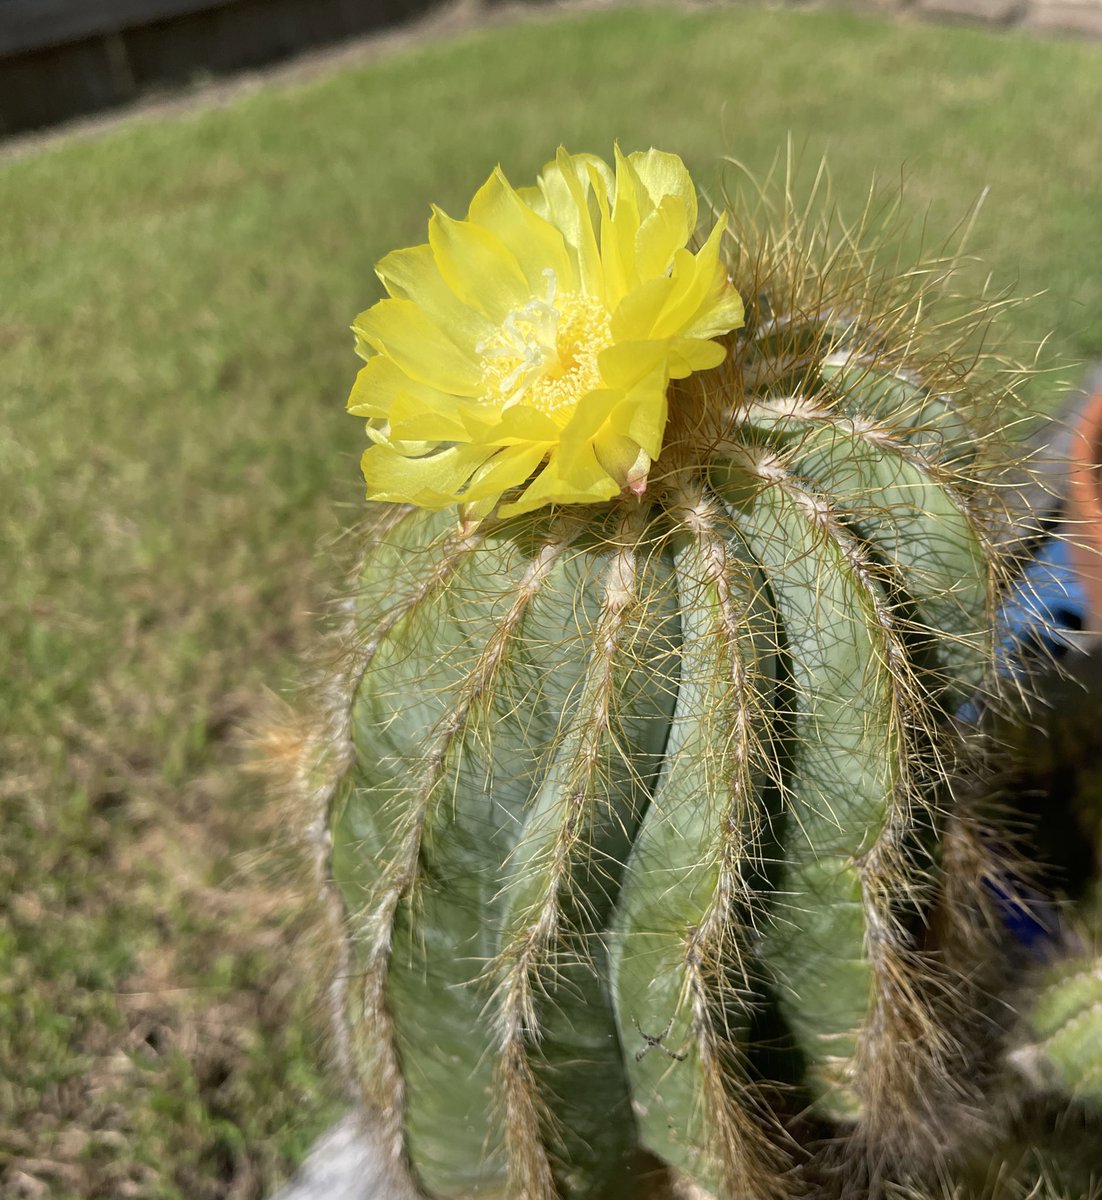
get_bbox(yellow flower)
[348,146,744,522]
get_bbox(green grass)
[1,3,1100,1195]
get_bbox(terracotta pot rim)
[1065,389,1102,630]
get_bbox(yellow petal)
[577,152,615,196]
[361,442,489,506]
[467,168,576,295]
[428,207,530,322]
[552,440,622,499]
[613,146,656,223]
[672,218,744,340]
[601,146,644,303]
[500,444,618,516]
[483,405,561,445]
[667,336,728,378]
[353,298,482,395]
[608,386,668,459]
[597,340,668,390]
[515,183,548,220]
[347,360,389,419]
[538,149,605,300]
[634,194,692,280]
[610,218,735,343]
[625,148,697,232]
[352,327,374,364]
[376,242,492,350]
[652,247,714,339]
[347,354,459,419]
[560,388,623,444]
[389,387,475,442]
[684,267,745,341]
[648,223,741,341]
[609,274,675,342]
[457,496,496,530]
[462,443,549,501]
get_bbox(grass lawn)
[1,3,1100,1195]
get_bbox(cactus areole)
[308,149,1016,1200]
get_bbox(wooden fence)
[0,0,443,137]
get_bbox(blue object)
[958,532,1092,950]
[989,875,1063,951]
[993,535,1090,671]
[956,534,1091,726]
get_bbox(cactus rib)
[335,516,579,1192]
[321,508,483,1145]
[735,394,989,702]
[491,504,675,1200]
[715,451,900,1121]
[609,477,788,1200]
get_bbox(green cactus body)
[1026,956,1102,1109]
[305,212,1017,1198]
[330,508,521,1193]
[491,508,681,1199]
[718,463,899,1119]
[607,496,783,1196]
[818,357,976,466]
[718,390,989,1121]
[743,396,988,700]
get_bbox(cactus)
[283,151,1042,1200]
[1022,954,1102,1109]
[974,640,1102,1200]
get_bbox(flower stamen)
[480,269,613,418]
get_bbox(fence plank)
[0,0,240,57]
[0,0,442,137]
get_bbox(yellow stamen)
[480,269,612,418]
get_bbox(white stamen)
[478,270,611,415]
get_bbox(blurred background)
[1,0,1100,1196]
